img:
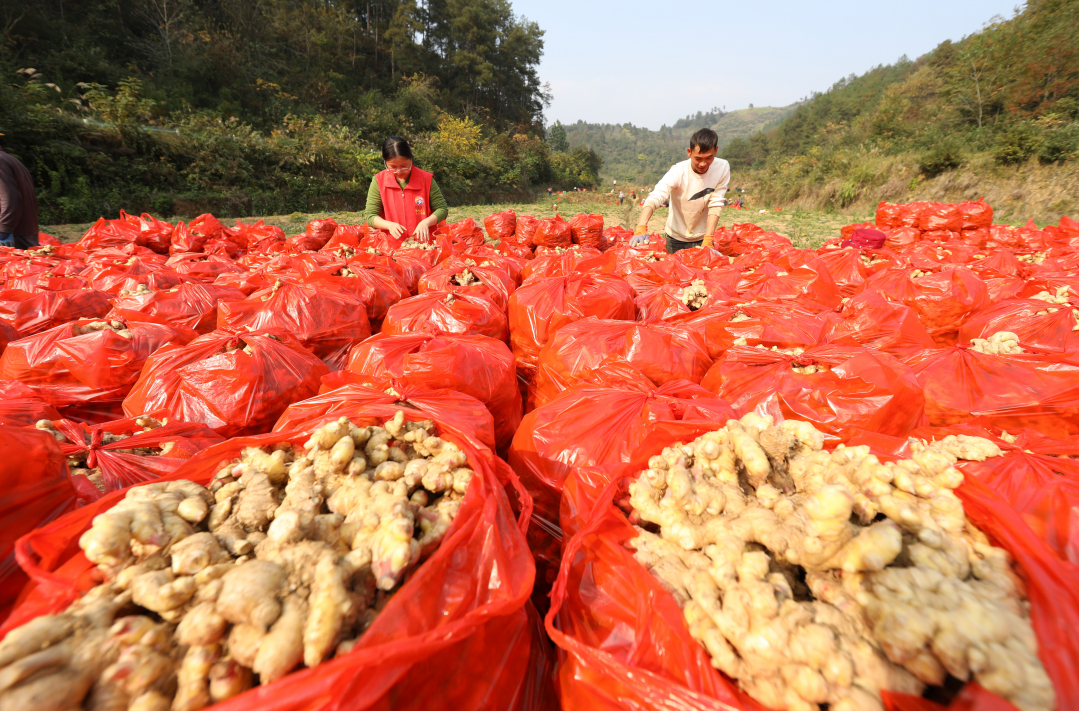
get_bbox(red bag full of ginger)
[0,407,552,711]
[336,332,521,451]
[702,343,929,439]
[122,327,328,437]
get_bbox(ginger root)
[0,412,472,711]
[627,414,1053,711]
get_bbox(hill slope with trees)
[0,0,603,222]
[726,0,1079,222]
[560,104,796,184]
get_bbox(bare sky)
[511,0,1023,130]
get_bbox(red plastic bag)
[667,300,834,359]
[382,291,509,342]
[918,203,963,232]
[957,299,1079,353]
[1,407,546,711]
[305,217,338,248]
[546,424,1079,711]
[305,263,411,326]
[570,213,605,250]
[0,425,75,620]
[75,213,142,252]
[484,208,517,241]
[531,318,712,409]
[522,247,602,283]
[533,216,573,250]
[867,267,989,345]
[876,201,904,229]
[814,246,870,295]
[906,346,1079,436]
[512,214,540,249]
[624,257,701,293]
[48,415,224,496]
[169,213,225,254]
[702,344,928,438]
[0,288,111,336]
[167,253,247,282]
[217,279,372,371]
[108,281,248,335]
[339,332,522,450]
[443,217,485,248]
[736,260,843,313]
[0,380,61,425]
[232,219,286,252]
[122,328,329,437]
[0,317,195,409]
[274,380,496,452]
[958,199,994,230]
[509,273,636,378]
[508,381,736,599]
[826,291,937,359]
[456,246,527,284]
[417,256,516,310]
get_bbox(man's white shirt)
[643,158,731,241]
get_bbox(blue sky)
[510,0,1023,130]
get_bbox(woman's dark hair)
[382,136,413,161]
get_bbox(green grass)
[44,193,868,249]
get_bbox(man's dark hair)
[689,128,719,153]
[382,136,413,161]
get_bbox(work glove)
[629,234,649,247]
[701,234,714,249]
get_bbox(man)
[0,137,39,250]
[633,128,729,253]
[618,190,625,205]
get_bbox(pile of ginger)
[0,412,473,711]
[627,414,1053,711]
[679,280,710,310]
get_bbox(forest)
[0,0,602,223]
[724,0,1079,213]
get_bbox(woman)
[365,136,449,242]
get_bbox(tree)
[548,120,569,152]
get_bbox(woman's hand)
[385,222,406,239]
[411,217,437,242]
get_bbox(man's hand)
[701,234,714,249]
[633,224,648,236]
[386,222,406,239]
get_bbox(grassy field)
[44,193,872,250]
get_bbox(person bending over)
[364,136,449,242]
[633,128,729,253]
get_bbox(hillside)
[561,104,797,183]
[0,0,605,223]
[727,0,1079,222]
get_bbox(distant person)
[364,136,448,242]
[547,186,553,198]
[618,191,625,205]
[631,189,637,201]
[632,128,730,253]
[0,136,40,250]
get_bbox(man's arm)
[0,160,20,234]
[701,162,732,246]
[635,166,679,234]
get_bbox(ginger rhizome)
[680,280,710,310]
[0,413,472,711]
[626,414,1053,711]
[969,331,1023,355]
